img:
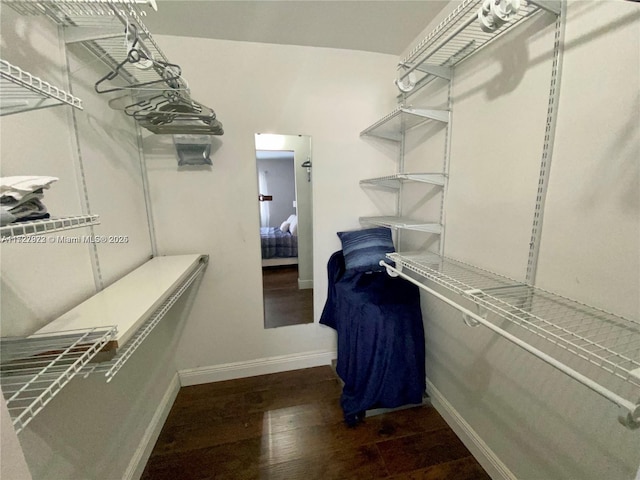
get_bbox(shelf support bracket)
[414,64,452,81]
[528,0,562,16]
[64,26,125,45]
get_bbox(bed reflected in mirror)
[255,133,313,328]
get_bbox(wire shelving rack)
[0,327,117,433]
[384,251,640,428]
[0,58,83,116]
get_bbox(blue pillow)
[337,227,395,272]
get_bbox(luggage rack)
[381,252,640,429]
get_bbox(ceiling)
[143,1,450,56]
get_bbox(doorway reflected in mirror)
[255,134,313,329]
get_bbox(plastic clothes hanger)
[94,47,184,93]
[94,23,184,94]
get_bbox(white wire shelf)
[384,252,640,428]
[360,173,446,190]
[0,326,117,433]
[4,0,186,92]
[0,58,83,116]
[0,214,100,238]
[398,0,560,97]
[83,256,207,381]
[360,106,449,141]
[360,216,442,234]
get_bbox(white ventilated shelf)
[360,106,449,141]
[0,214,100,238]
[398,0,560,96]
[5,0,186,92]
[0,327,117,433]
[384,252,640,428]
[0,58,83,116]
[35,254,208,353]
[360,173,446,190]
[360,216,442,234]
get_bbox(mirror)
[255,134,313,329]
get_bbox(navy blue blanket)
[320,251,425,425]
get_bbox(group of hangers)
[94,23,223,135]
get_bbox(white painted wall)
[143,35,398,373]
[397,1,640,479]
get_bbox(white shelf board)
[34,254,207,350]
[360,106,449,141]
[84,258,207,381]
[360,216,442,234]
[360,173,446,189]
[0,215,100,238]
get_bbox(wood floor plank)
[376,428,473,475]
[142,366,490,480]
[387,456,492,480]
[143,438,261,480]
[262,444,389,480]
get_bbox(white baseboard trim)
[178,349,336,387]
[298,279,313,289]
[426,379,516,480]
[124,373,181,480]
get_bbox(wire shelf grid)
[399,0,551,96]
[5,0,184,91]
[387,252,640,388]
[0,58,83,115]
[360,173,446,189]
[360,106,449,141]
[0,326,117,433]
[0,214,100,238]
[360,216,442,234]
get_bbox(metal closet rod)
[379,260,640,430]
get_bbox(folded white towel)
[0,176,58,200]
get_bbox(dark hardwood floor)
[142,366,490,480]
[262,266,313,328]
